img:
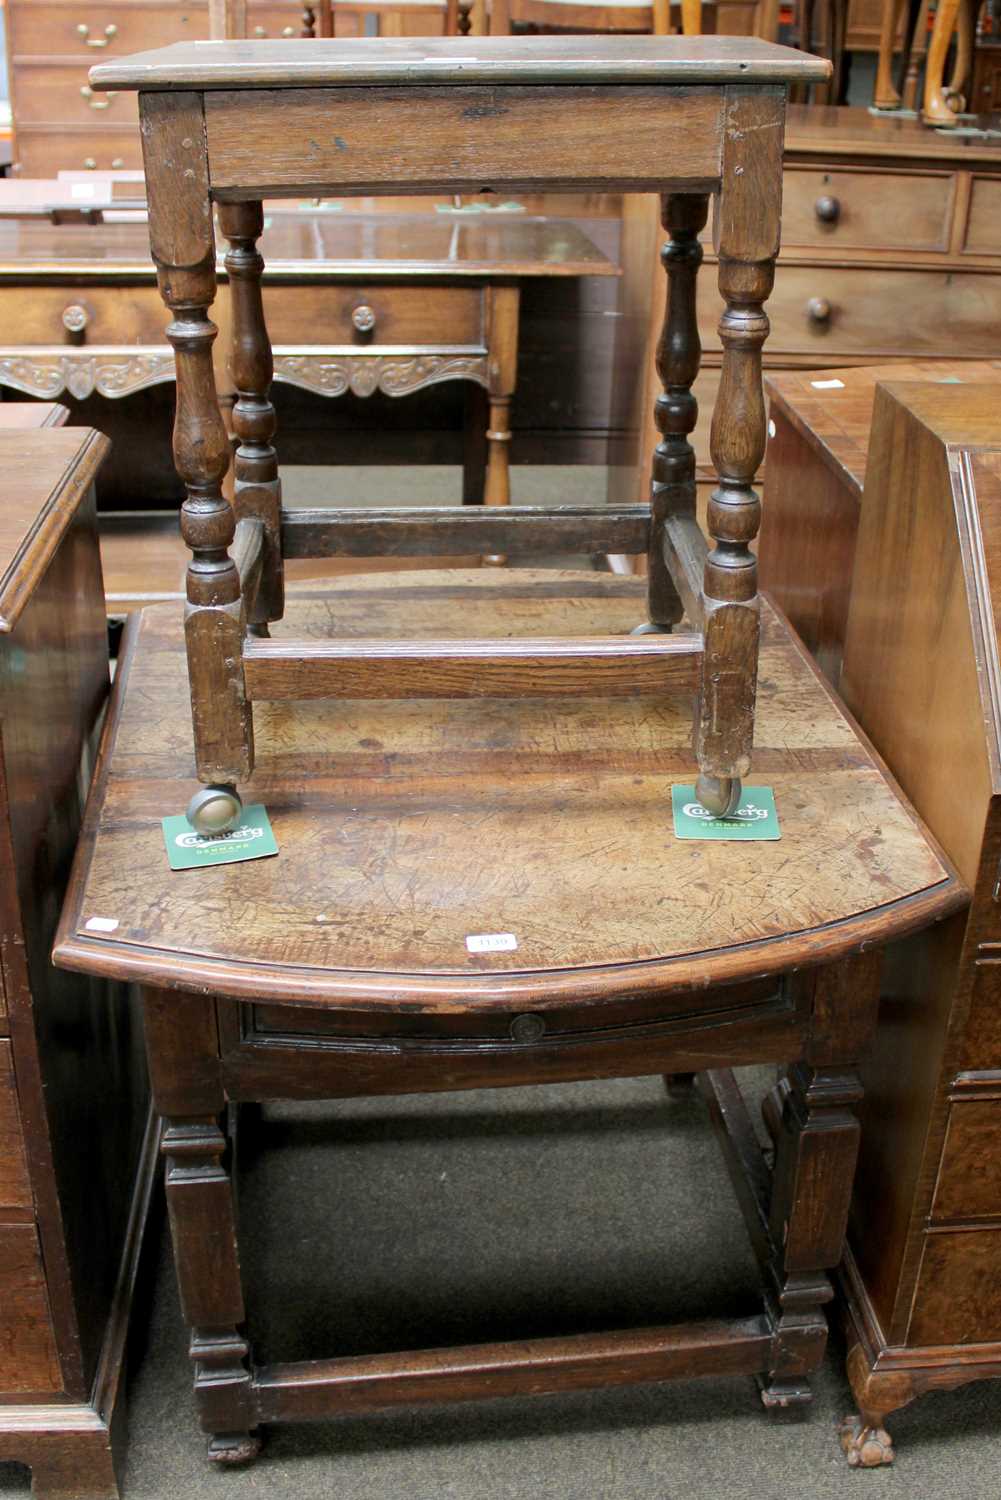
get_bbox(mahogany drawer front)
[962,963,1001,1069]
[780,166,954,254]
[0,285,164,345]
[909,1228,1001,1345]
[13,128,142,175]
[0,1042,31,1211]
[931,1101,1001,1222]
[700,266,1001,359]
[260,283,484,346]
[964,176,1001,255]
[9,3,206,57]
[12,64,139,127]
[0,1223,62,1392]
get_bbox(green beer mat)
[162,803,279,870]
[671,785,780,841]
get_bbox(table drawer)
[964,175,1001,255]
[260,283,484,346]
[13,128,142,175]
[780,166,954,254]
[909,1228,1001,1345]
[931,1101,1001,1222]
[0,1042,31,1212]
[10,3,206,58]
[0,1223,62,1393]
[0,285,164,345]
[700,266,1001,360]
[13,63,139,127]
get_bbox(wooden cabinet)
[0,427,154,1500]
[608,105,1001,514]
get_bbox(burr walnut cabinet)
[0,426,154,1500]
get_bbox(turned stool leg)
[636,192,709,635]
[874,0,907,109]
[143,94,252,830]
[923,0,963,123]
[482,285,520,566]
[698,89,779,818]
[220,200,284,636]
[143,989,260,1465]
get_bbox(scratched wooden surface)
[54,569,961,1005]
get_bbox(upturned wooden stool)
[54,570,965,1466]
[88,35,830,830]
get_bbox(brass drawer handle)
[352,304,377,335]
[806,296,832,325]
[80,85,117,109]
[814,194,841,224]
[76,21,117,46]
[62,304,90,344]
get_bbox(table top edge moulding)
[89,36,834,93]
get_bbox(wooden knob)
[62,304,90,344]
[253,24,267,35]
[76,21,117,46]
[351,304,377,334]
[814,195,841,224]
[281,25,296,34]
[806,296,832,325]
[82,158,97,170]
[111,158,125,169]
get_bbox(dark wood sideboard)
[0,427,154,1500]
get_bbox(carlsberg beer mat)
[671,785,780,841]
[162,804,279,870]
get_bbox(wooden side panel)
[932,1101,1001,1222]
[909,1231,1001,1345]
[0,1041,30,1210]
[203,85,724,196]
[0,1224,62,1394]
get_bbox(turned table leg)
[697,87,780,817]
[638,191,709,634]
[482,284,519,565]
[874,0,907,109]
[142,989,261,1466]
[142,93,252,829]
[923,0,963,123]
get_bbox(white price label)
[466,932,518,954]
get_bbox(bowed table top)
[54,570,963,1011]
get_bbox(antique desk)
[54,571,965,1465]
[0,427,153,1500]
[758,358,1001,684]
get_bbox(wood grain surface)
[54,569,962,1006]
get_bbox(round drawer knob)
[76,21,117,47]
[281,25,296,34]
[814,194,841,224]
[806,296,832,325]
[509,1013,546,1045]
[62,304,90,343]
[253,24,267,35]
[82,158,97,170]
[111,158,125,170]
[352,304,377,334]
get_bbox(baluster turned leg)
[698,88,781,817]
[143,989,260,1466]
[482,284,519,565]
[638,193,709,635]
[219,201,283,637]
[143,94,252,831]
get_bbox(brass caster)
[207,1430,263,1466]
[187,785,243,835]
[695,773,741,817]
[840,1415,895,1468]
[630,621,673,635]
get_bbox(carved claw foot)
[758,1376,813,1411]
[840,1415,895,1468]
[207,1430,263,1466]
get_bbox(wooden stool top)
[91,35,831,92]
[54,571,963,1010]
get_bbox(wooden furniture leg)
[640,191,709,633]
[902,0,930,107]
[144,989,261,1467]
[482,283,520,564]
[219,200,284,636]
[756,0,780,40]
[874,0,907,108]
[143,93,253,827]
[923,0,962,123]
[681,0,702,33]
[947,0,976,108]
[697,89,779,816]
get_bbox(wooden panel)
[0,284,168,346]
[932,1102,1001,1222]
[909,1231,1001,1345]
[13,128,142,175]
[13,64,140,127]
[964,176,1001,256]
[203,85,724,196]
[702,266,1001,361]
[0,1224,62,1392]
[0,1041,31,1210]
[9,3,207,58]
[262,284,482,346]
[780,167,953,254]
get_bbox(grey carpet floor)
[5,1076,1001,1500]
